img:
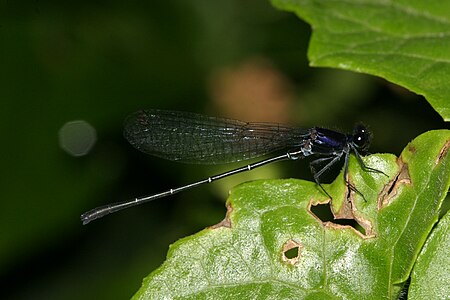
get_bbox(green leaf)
[409,208,450,299]
[133,130,450,299]
[271,0,450,121]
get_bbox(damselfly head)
[351,124,372,153]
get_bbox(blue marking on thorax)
[314,128,347,150]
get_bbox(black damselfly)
[81,109,382,224]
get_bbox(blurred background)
[1,1,448,299]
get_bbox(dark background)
[1,1,447,299]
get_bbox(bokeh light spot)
[58,120,97,157]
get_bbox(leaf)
[271,0,450,121]
[409,208,450,299]
[132,130,450,299]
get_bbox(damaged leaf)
[133,130,450,299]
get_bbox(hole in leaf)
[378,159,411,209]
[281,239,302,265]
[310,203,366,236]
[284,246,299,259]
[386,175,397,195]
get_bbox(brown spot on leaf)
[281,239,303,265]
[338,191,354,219]
[378,158,411,209]
[408,145,417,154]
[435,139,450,166]
[210,202,233,229]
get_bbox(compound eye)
[353,124,371,151]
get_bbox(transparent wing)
[123,109,309,164]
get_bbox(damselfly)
[81,109,382,224]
